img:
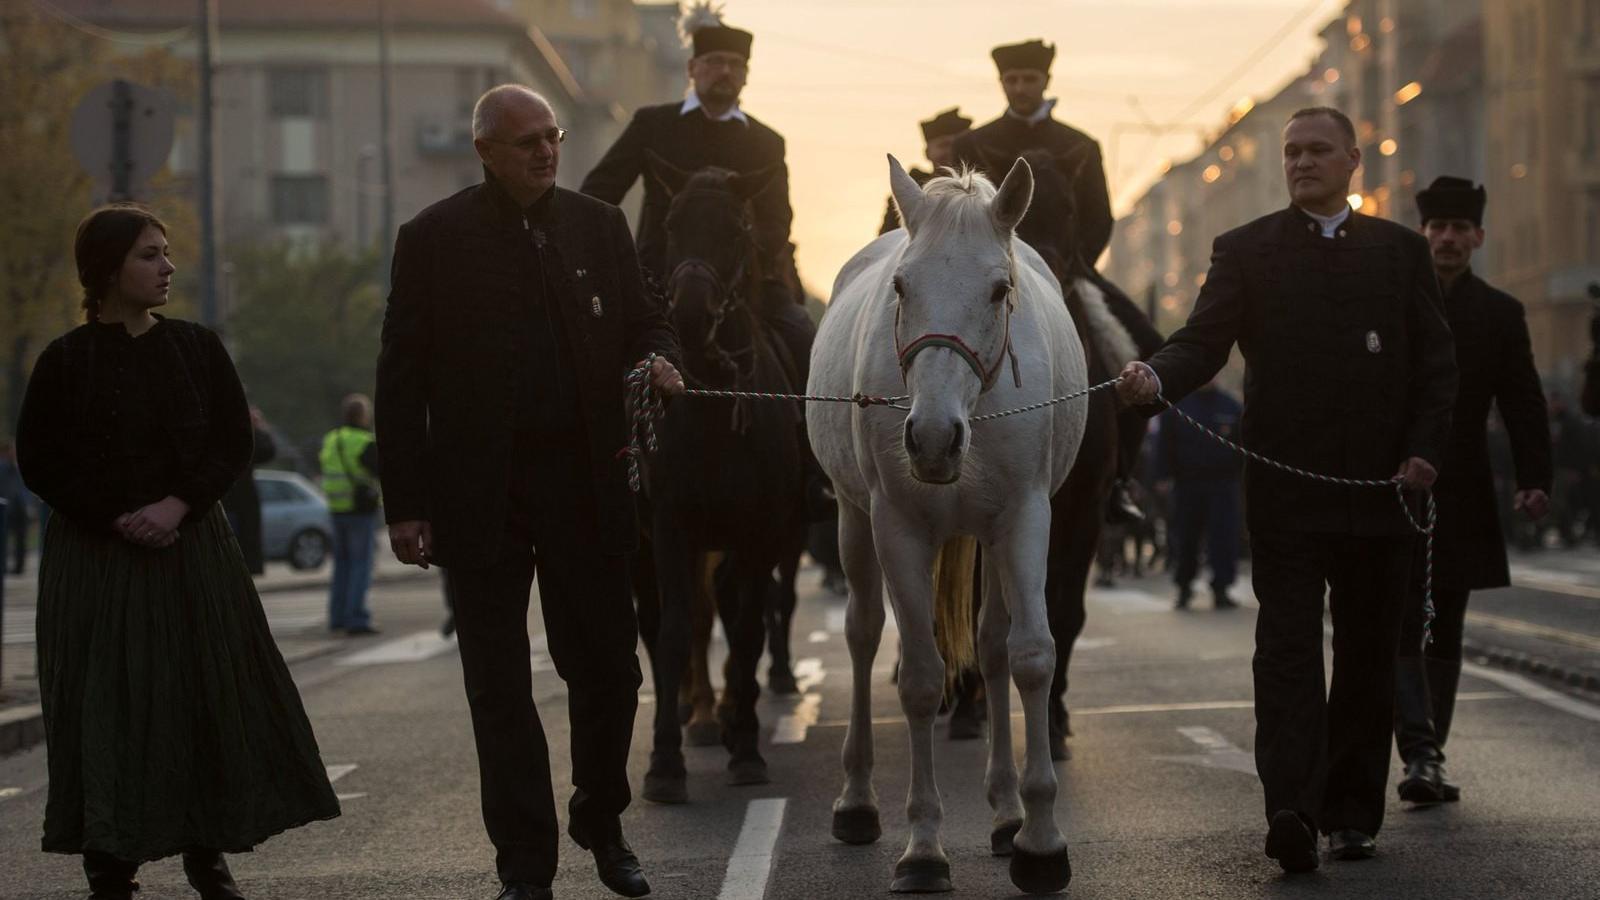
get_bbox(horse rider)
[1393,177,1551,805]
[1118,106,1457,871]
[580,3,831,517]
[377,85,685,900]
[879,107,971,234]
[955,38,1156,525]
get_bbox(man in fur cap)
[582,3,832,517]
[879,108,971,234]
[1391,176,1551,807]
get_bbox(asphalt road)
[2,559,1597,899]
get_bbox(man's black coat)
[1141,206,1458,536]
[1430,271,1551,589]
[953,111,1114,266]
[375,176,679,569]
[579,102,791,279]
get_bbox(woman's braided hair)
[74,204,167,322]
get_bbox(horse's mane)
[906,166,1008,250]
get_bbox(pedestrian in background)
[0,439,30,574]
[1117,107,1456,871]
[221,406,276,575]
[320,393,381,636]
[1392,176,1552,806]
[16,204,338,899]
[1157,381,1243,610]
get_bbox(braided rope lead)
[1156,393,1438,646]
[620,357,1437,645]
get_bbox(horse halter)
[663,193,756,389]
[894,283,1023,394]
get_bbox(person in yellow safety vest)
[319,393,382,636]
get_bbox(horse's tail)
[1071,277,1140,373]
[932,535,979,678]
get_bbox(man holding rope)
[1116,106,1457,872]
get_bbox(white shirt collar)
[1298,204,1351,238]
[1006,98,1057,126]
[681,91,748,125]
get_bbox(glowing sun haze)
[684,0,1344,298]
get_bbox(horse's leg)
[832,499,885,846]
[767,537,802,695]
[979,555,1024,856]
[1047,496,1100,760]
[872,510,950,893]
[685,552,722,746]
[644,516,695,804]
[724,553,774,786]
[630,546,661,667]
[997,496,1071,893]
[948,549,985,740]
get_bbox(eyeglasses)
[485,128,567,152]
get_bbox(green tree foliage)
[0,1,196,431]
[226,241,383,458]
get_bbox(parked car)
[257,470,333,570]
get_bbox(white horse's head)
[887,153,1033,484]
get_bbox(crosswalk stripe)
[718,798,787,900]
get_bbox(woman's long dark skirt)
[36,506,340,862]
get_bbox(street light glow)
[1202,164,1222,183]
[1394,82,1423,105]
[1379,139,1398,156]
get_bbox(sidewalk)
[1,554,436,755]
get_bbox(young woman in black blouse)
[17,205,340,899]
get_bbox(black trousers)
[449,434,643,887]
[1250,530,1411,837]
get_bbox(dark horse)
[631,154,807,803]
[949,146,1163,759]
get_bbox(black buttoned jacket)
[1429,271,1551,589]
[1141,206,1458,536]
[375,176,679,568]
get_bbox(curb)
[0,702,44,757]
[1462,637,1600,695]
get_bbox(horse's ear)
[991,156,1034,232]
[730,163,781,202]
[1053,144,1095,182]
[644,150,691,197]
[888,154,926,234]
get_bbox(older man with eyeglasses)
[376,84,683,900]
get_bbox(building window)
[269,68,329,118]
[271,175,329,224]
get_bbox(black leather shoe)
[1398,757,1445,804]
[1213,590,1239,609]
[571,820,651,897]
[1328,829,1377,861]
[1105,479,1146,525]
[182,850,245,899]
[1438,764,1461,802]
[1175,585,1193,610]
[1264,809,1319,873]
[84,850,141,899]
[495,884,552,900]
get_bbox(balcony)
[415,120,474,158]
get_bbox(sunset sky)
[709,0,1347,296]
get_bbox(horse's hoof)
[947,712,983,741]
[1049,733,1072,762]
[831,807,881,845]
[727,755,770,786]
[891,858,952,893]
[990,821,1022,856]
[642,770,687,805]
[769,668,800,695]
[1009,846,1071,894]
[686,721,722,747]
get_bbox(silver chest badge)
[1366,330,1381,354]
[590,295,604,317]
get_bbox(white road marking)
[793,657,825,692]
[336,630,457,666]
[807,630,829,644]
[1075,637,1117,650]
[1087,588,1173,614]
[1155,725,1257,776]
[771,694,822,745]
[718,797,787,900]
[325,764,358,783]
[1463,663,1600,724]
[0,787,23,800]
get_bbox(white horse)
[808,156,1088,894]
